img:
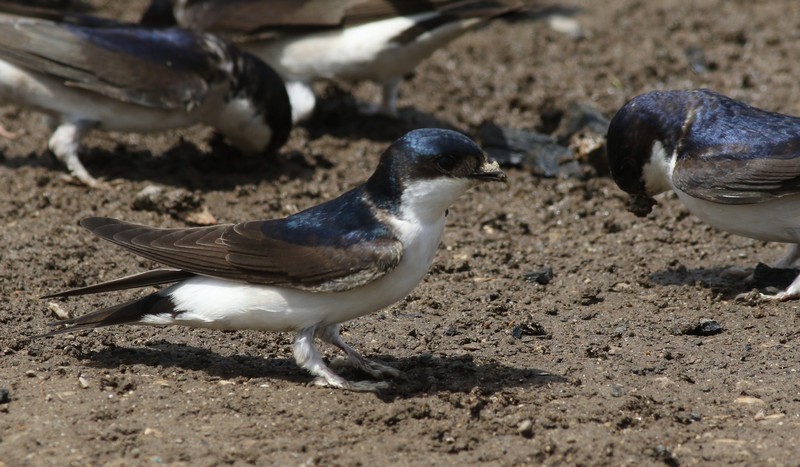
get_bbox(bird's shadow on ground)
[649,264,798,299]
[79,342,565,400]
[302,82,464,144]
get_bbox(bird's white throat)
[398,177,474,224]
[642,140,677,196]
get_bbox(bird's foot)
[58,172,110,189]
[735,288,800,302]
[309,374,390,392]
[330,356,401,379]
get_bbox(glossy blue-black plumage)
[65,25,222,78]
[262,186,394,248]
[608,89,800,207]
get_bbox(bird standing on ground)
[607,88,800,300]
[141,0,521,122]
[0,8,291,186]
[43,128,508,391]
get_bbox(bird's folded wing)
[0,13,217,109]
[81,217,404,293]
[673,151,800,204]
[173,0,519,35]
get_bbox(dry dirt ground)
[2,0,800,465]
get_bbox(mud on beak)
[471,160,507,183]
[629,193,656,217]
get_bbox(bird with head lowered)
[0,5,291,186]
[607,88,800,300]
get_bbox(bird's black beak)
[629,193,656,217]
[471,160,507,183]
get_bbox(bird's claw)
[309,376,390,392]
[735,289,798,302]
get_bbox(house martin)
[140,0,521,122]
[607,88,800,300]
[0,7,291,186]
[42,128,508,391]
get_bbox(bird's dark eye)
[434,155,456,172]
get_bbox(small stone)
[78,375,90,389]
[547,15,584,39]
[524,266,554,285]
[689,319,723,336]
[133,185,216,225]
[735,396,765,405]
[684,46,710,74]
[0,388,9,404]
[25,370,36,378]
[510,316,547,339]
[47,302,69,320]
[577,286,603,306]
[517,419,534,438]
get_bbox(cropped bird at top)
[140,0,523,122]
[42,128,508,391]
[607,88,800,300]
[0,5,291,187]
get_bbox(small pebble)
[0,388,9,404]
[78,376,90,389]
[547,15,584,39]
[524,266,554,285]
[25,370,36,378]
[517,419,534,438]
[47,302,69,320]
[693,319,723,336]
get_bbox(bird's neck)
[395,178,472,225]
[642,140,676,195]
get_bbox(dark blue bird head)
[365,128,506,211]
[608,88,800,216]
[607,90,694,216]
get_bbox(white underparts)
[642,140,676,195]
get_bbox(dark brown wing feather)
[80,216,403,292]
[673,155,800,204]
[0,13,219,109]
[174,0,520,35]
[42,269,194,298]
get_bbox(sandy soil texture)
[2,0,800,465]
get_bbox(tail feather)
[39,292,176,337]
[42,269,194,299]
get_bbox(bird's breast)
[244,14,482,83]
[677,191,800,243]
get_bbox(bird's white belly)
[245,14,482,83]
[0,60,199,131]
[158,216,446,332]
[677,191,800,243]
